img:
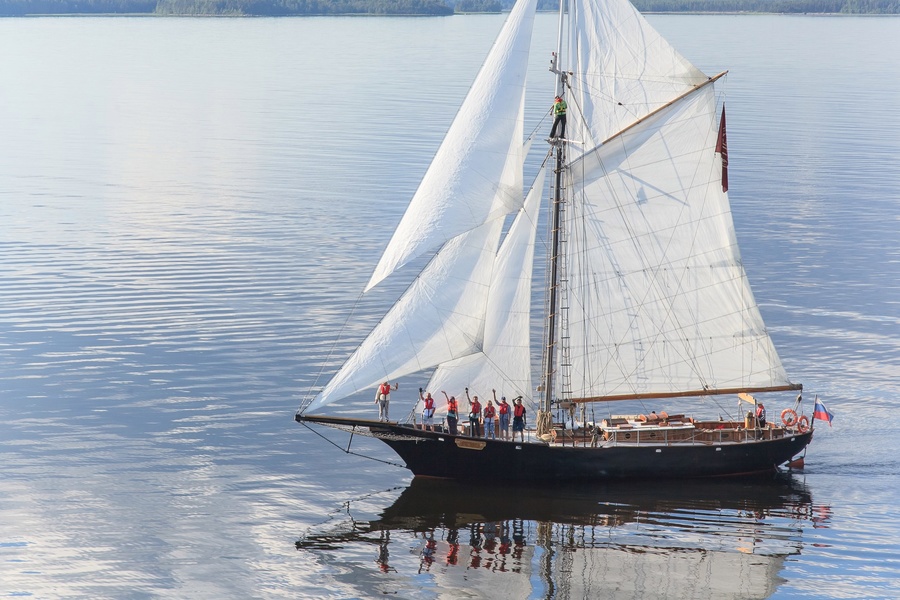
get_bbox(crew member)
[466,388,482,437]
[374,380,397,422]
[420,388,436,431]
[497,394,510,440]
[442,391,459,435]
[483,400,497,439]
[549,95,567,140]
[756,403,767,428]
[512,397,527,442]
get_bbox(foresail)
[566,0,708,152]
[305,219,504,414]
[365,0,538,292]
[426,165,546,410]
[562,85,793,402]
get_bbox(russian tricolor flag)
[813,398,835,427]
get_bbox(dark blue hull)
[296,415,813,481]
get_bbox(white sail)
[307,0,796,417]
[305,218,504,414]
[426,165,546,410]
[365,0,538,292]
[308,91,531,414]
[562,84,792,401]
[566,0,708,152]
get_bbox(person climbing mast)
[549,95,567,141]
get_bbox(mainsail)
[565,0,707,152]
[557,0,794,402]
[365,0,538,292]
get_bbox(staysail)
[365,0,538,292]
[305,219,504,414]
[306,0,538,413]
[426,165,546,411]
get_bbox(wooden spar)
[577,71,729,159]
[604,71,727,145]
[569,383,803,404]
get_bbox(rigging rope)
[297,420,407,469]
[299,291,368,414]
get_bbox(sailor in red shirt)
[497,394,510,440]
[512,397,527,442]
[420,388,436,431]
[374,380,397,422]
[466,388,482,437]
[483,400,497,439]
[442,391,459,435]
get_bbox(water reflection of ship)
[297,476,826,599]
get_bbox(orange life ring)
[781,409,798,427]
[797,415,810,433]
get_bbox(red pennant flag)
[715,104,728,192]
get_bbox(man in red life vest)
[420,387,436,431]
[512,397,526,442]
[483,400,497,439]
[374,380,398,422]
[442,391,459,435]
[466,388,482,437]
[497,394,510,440]
[494,390,509,440]
[756,403,767,428]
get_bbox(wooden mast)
[542,0,568,417]
[543,140,565,415]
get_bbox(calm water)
[1,13,899,599]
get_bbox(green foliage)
[630,0,900,12]
[453,0,503,11]
[153,0,453,13]
[0,0,155,14]
[0,0,453,14]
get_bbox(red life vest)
[448,399,458,415]
[378,383,391,396]
[499,402,509,415]
[514,404,525,418]
[484,405,496,419]
[471,400,481,415]
[424,396,434,411]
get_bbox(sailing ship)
[296,0,816,479]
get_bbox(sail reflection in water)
[297,476,829,598]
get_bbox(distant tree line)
[0,0,154,14]
[631,0,899,13]
[155,0,453,14]
[0,0,453,14]
[453,0,502,12]
[1,0,896,16]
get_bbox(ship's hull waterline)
[296,415,813,481]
